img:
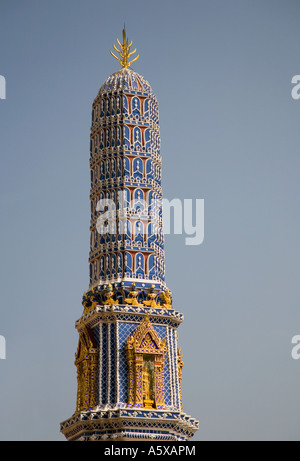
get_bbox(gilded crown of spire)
[110,28,139,68]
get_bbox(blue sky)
[0,0,299,440]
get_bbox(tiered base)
[60,408,199,441]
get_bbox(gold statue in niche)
[142,369,151,400]
[142,355,155,408]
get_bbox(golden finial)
[110,28,139,68]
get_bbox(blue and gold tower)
[60,30,199,441]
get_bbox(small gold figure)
[124,283,143,307]
[143,285,158,308]
[159,289,172,309]
[104,283,118,305]
[82,292,89,314]
[82,289,98,314]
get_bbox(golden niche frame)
[75,322,98,412]
[125,314,167,409]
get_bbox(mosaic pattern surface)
[89,66,165,292]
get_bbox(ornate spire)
[110,28,139,68]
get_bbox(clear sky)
[0,0,299,441]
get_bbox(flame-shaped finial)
[110,28,139,68]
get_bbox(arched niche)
[125,315,167,409]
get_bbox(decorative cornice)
[76,305,183,332]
